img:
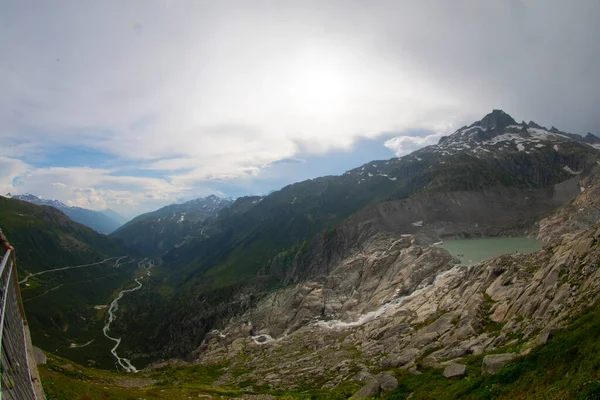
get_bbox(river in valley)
[102,259,152,373]
[436,236,543,265]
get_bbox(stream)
[102,259,151,373]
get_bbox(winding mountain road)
[19,256,128,284]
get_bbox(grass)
[40,353,241,400]
[40,352,361,399]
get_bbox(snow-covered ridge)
[423,122,599,159]
[5,193,70,209]
[341,110,599,186]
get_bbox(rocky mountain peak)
[475,109,517,132]
[527,121,546,130]
[420,110,600,160]
[7,192,122,234]
[584,132,600,144]
[549,126,561,134]
[9,193,68,208]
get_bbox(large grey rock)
[381,347,419,368]
[443,363,466,378]
[482,353,517,375]
[350,379,380,399]
[377,372,398,391]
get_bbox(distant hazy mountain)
[110,195,234,256]
[101,208,129,225]
[4,193,122,234]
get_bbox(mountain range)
[110,195,234,256]
[3,193,126,234]
[103,110,599,364]
[7,110,600,399]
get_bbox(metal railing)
[0,249,37,399]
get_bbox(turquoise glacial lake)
[435,236,543,265]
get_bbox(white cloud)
[0,1,598,216]
[384,132,446,156]
[0,158,208,217]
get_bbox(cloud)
[0,1,598,216]
[384,132,446,157]
[68,188,108,209]
[265,158,305,167]
[0,158,206,217]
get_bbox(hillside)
[110,195,234,257]
[5,193,123,234]
[0,196,140,367]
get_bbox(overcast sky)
[1,0,598,218]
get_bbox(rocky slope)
[148,177,583,360]
[105,110,599,366]
[538,165,600,243]
[187,165,600,397]
[111,195,234,257]
[4,193,124,234]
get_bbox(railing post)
[9,252,26,324]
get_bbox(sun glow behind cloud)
[0,1,598,217]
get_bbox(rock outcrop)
[190,167,600,391]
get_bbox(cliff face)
[191,168,600,393]
[260,182,579,286]
[538,166,600,243]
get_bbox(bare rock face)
[196,221,600,389]
[539,167,600,244]
[443,363,466,378]
[482,353,517,375]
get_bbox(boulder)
[377,372,399,391]
[350,379,380,399]
[443,363,466,378]
[381,347,419,368]
[573,238,593,257]
[482,353,517,375]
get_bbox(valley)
[4,110,600,399]
[102,259,153,373]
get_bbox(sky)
[1,0,599,218]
